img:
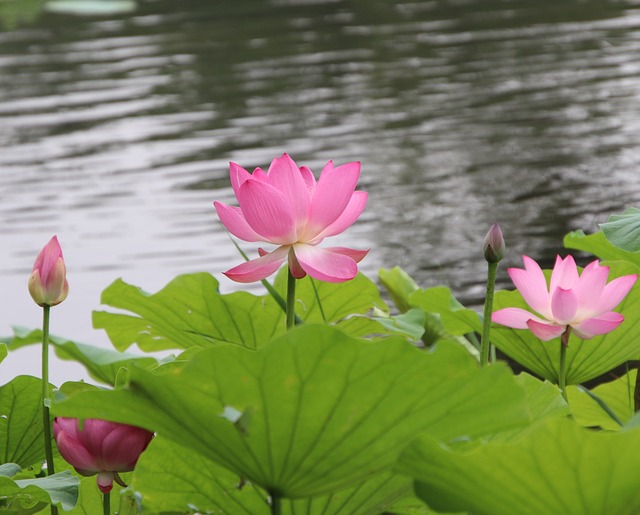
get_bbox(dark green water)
[2,0,640,378]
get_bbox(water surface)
[2,0,640,382]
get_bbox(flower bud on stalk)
[483,222,505,264]
[54,418,154,494]
[480,223,505,366]
[28,236,69,307]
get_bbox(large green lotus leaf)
[514,373,569,424]
[491,260,640,385]
[54,325,529,498]
[564,229,640,265]
[273,271,388,323]
[92,273,285,352]
[336,309,426,341]
[378,267,420,314]
[408,286,482,336]
[0,343,7,364]
[282,473,415,515]
[398,417,640,515]
[5,327,160,386]
[0,470,79,512]
[0,376,46,468]
[599,208,640,253]
[567,369,636,430]
[131,435,269,514]
[133,436,415,515]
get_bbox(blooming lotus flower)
[492,255,637,341]
[214,153,368,283]
[54,418,154,493]
[28,235,69,307]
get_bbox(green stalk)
[103,492,110,515]
[270,491,282,515]
[559,328,571,402]
[41,305,58,515]
[309,277,327,323]
[480,262,498,366]
[286,268,296,330]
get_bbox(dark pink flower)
[492,255,637,341]
[54,418,153,493]
[28,236,69,307]
[214,153,368,283]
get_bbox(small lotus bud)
[28,236,69,307]
[483,223,505,263]
[54,418,154,494]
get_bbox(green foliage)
[599,208,640,253]
[564,229,640,264]
[5,327,160,386]
[0,376,46,468]
[397,417,640,515]
[7,214,640,513]
[131,436,269,514]
[568,369,636,430]
[54,324,529,499]
[92,273,285,352]
[0,469,79,512]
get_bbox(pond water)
[2,0,640,382]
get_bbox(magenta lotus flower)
[28,235,69,307]
[54,418,154,493]
[214,153,369,283]
[492,255,637,341]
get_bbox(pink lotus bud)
[28,236,69,307]
[483,223,505,264]
[53,418,154,494]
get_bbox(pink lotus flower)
[54,418,154,493]
[214,153,368,283]
[28,235,69,307]
[492,255,637,341]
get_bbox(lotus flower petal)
[223,246,289,283]
[572,312,625,339]
[213,202,263,242]
[237,179,296,244]
[293,243,358,283]
[492,308,548,329]
[266,154,311,227]
[55,431,99,472]
[550,288,578,326]
[508,257,550,318]
[573,261,609,316]
[595,274,638,314]
[526,319,566,341]
[307,161,360,239]
[313,191,368,242]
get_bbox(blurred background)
[2,0,640,382]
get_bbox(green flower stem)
[41,305,58,515]
[103,492,110,515]
[480,262,498,367]
[270,491,282,515]
[286,268,296,330]
[309,277,327,323]
[559,328,571,402]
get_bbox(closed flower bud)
[28,236,69,307]
[483,223,505,264]
[54,418,154,494]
